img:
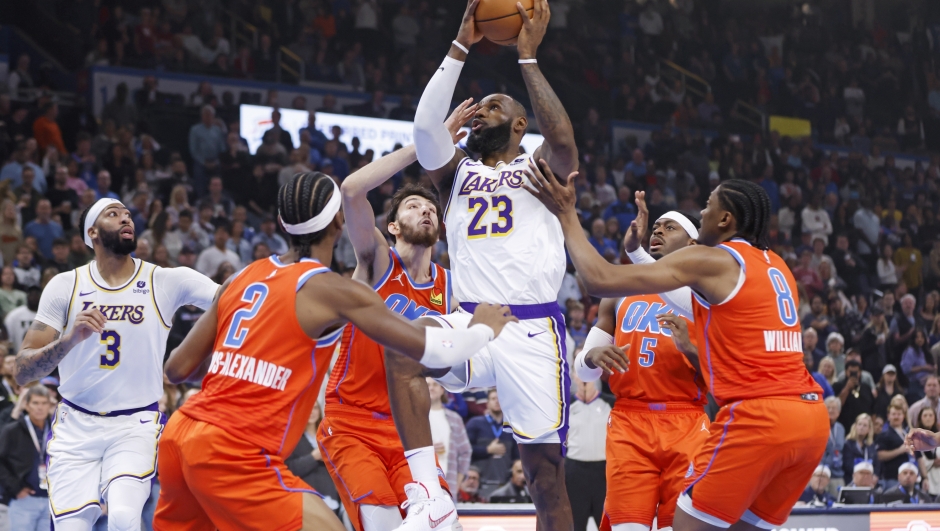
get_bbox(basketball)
[475,0,534,46]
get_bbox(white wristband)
[518,58,537,64]
[420,324,494,369]
[452,40,470,54]
[576,327,614,382]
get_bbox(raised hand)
[445,98,478,144]
[585,345,630,375]
[455,0,484,50]
[516,0,550,59]
[623,191,649,253]
[522,158,578,217]
[468,303,519,338]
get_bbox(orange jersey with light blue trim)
[325,248,452,415]
[181,256,342,458]
[610,294,707,405]
[691,239,822,406]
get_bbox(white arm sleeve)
[33,272,76,331]
[575,327,614,382]
[420,324,494,369]
[154,266,220,315]
[413,56,463,170]
[626,248,695,321]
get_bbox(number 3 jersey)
[34,259,218,413]
[444,153,566,305]
[691,239,822,406]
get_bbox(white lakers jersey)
[33,260,218,412]
[443,153,565,305]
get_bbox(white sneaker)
[395,483,459,531]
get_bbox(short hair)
[824,396,841,410]
[23,384,50,404]
[888,403,906,414]
[214,220,232,234]
[178,209,193,220]
[386,184,443,243]
[52,238,68,248]
[201,104,215,116]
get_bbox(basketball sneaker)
[395,482,459,531]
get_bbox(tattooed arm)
[516,0,577,176]
[15,309,107,385]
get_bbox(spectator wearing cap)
[0,385,52,529]
[826,332,847,379]
[902,330,935,401]
[797,465,834,507]
[822,396,846,495]
[833,358,875,432]
[843,461,882,503]
[251,216,288,256]
[875,365,907,420]
[877,404,913,489]
[908,376,940,430]
[843,413,880,482]
[881,462,931,503]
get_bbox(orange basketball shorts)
[601,401,709,529]
[680,395,829,527]
[317,404,449,531]
[154,411,319,531]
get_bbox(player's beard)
[99,227,138,256]
[467,120,513,156]
[398,220,439,248]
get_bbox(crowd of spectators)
[13,0,940,155]
[0,0,939,525]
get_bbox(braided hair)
[277,171,337,258]
[716,179,772,250]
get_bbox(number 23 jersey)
[34,259,218,413]
[443,153,566,305]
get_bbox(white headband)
[278,178,341,236]
[84,198,125,248]
[657,211,699,240]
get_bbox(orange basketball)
[475,0,535,46]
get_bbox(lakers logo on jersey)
[430,288,444,307]
[80,301,145,324]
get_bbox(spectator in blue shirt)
[300,111,329,153]
[798,465,835,507]
[0,142,46,194]
[567,301,589,349]
[804,350,834,398]
[603,186,637,233]
[24,199,64,260]
[188,105,226,196]
[624,149,646,179]
[588,218,618,262]
[465,390,519,490]
[754,164,780,213]
[94,170,120,201]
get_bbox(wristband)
[518,58,537,64]
[420,324,494,368]
[452,40,470,54]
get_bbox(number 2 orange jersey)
[691,239,822,406]
[181,256,341,458]
[324,248,452,415]
[610,293,707,406]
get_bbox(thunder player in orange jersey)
[525,166,829,531]
[153,172,515,531]
[318,103,475,531]
[576,193,708,531]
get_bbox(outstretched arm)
[413,0,482,194]
[516,0,577,176]
[522,159,734,300]
[344,101,477,284]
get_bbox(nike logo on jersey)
[527,331,545,338]
[429,510,455,528]
[140,419,151,424]
[79,290,96,297]
[266,270,277,279]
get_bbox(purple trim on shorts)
[264,453,323,497]
[552,314,571,457]
[459,301,560,320]
[62,399,158,417]
[683,401,741,495]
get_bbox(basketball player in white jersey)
[13,198,218,531]
[410,0,577,529]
